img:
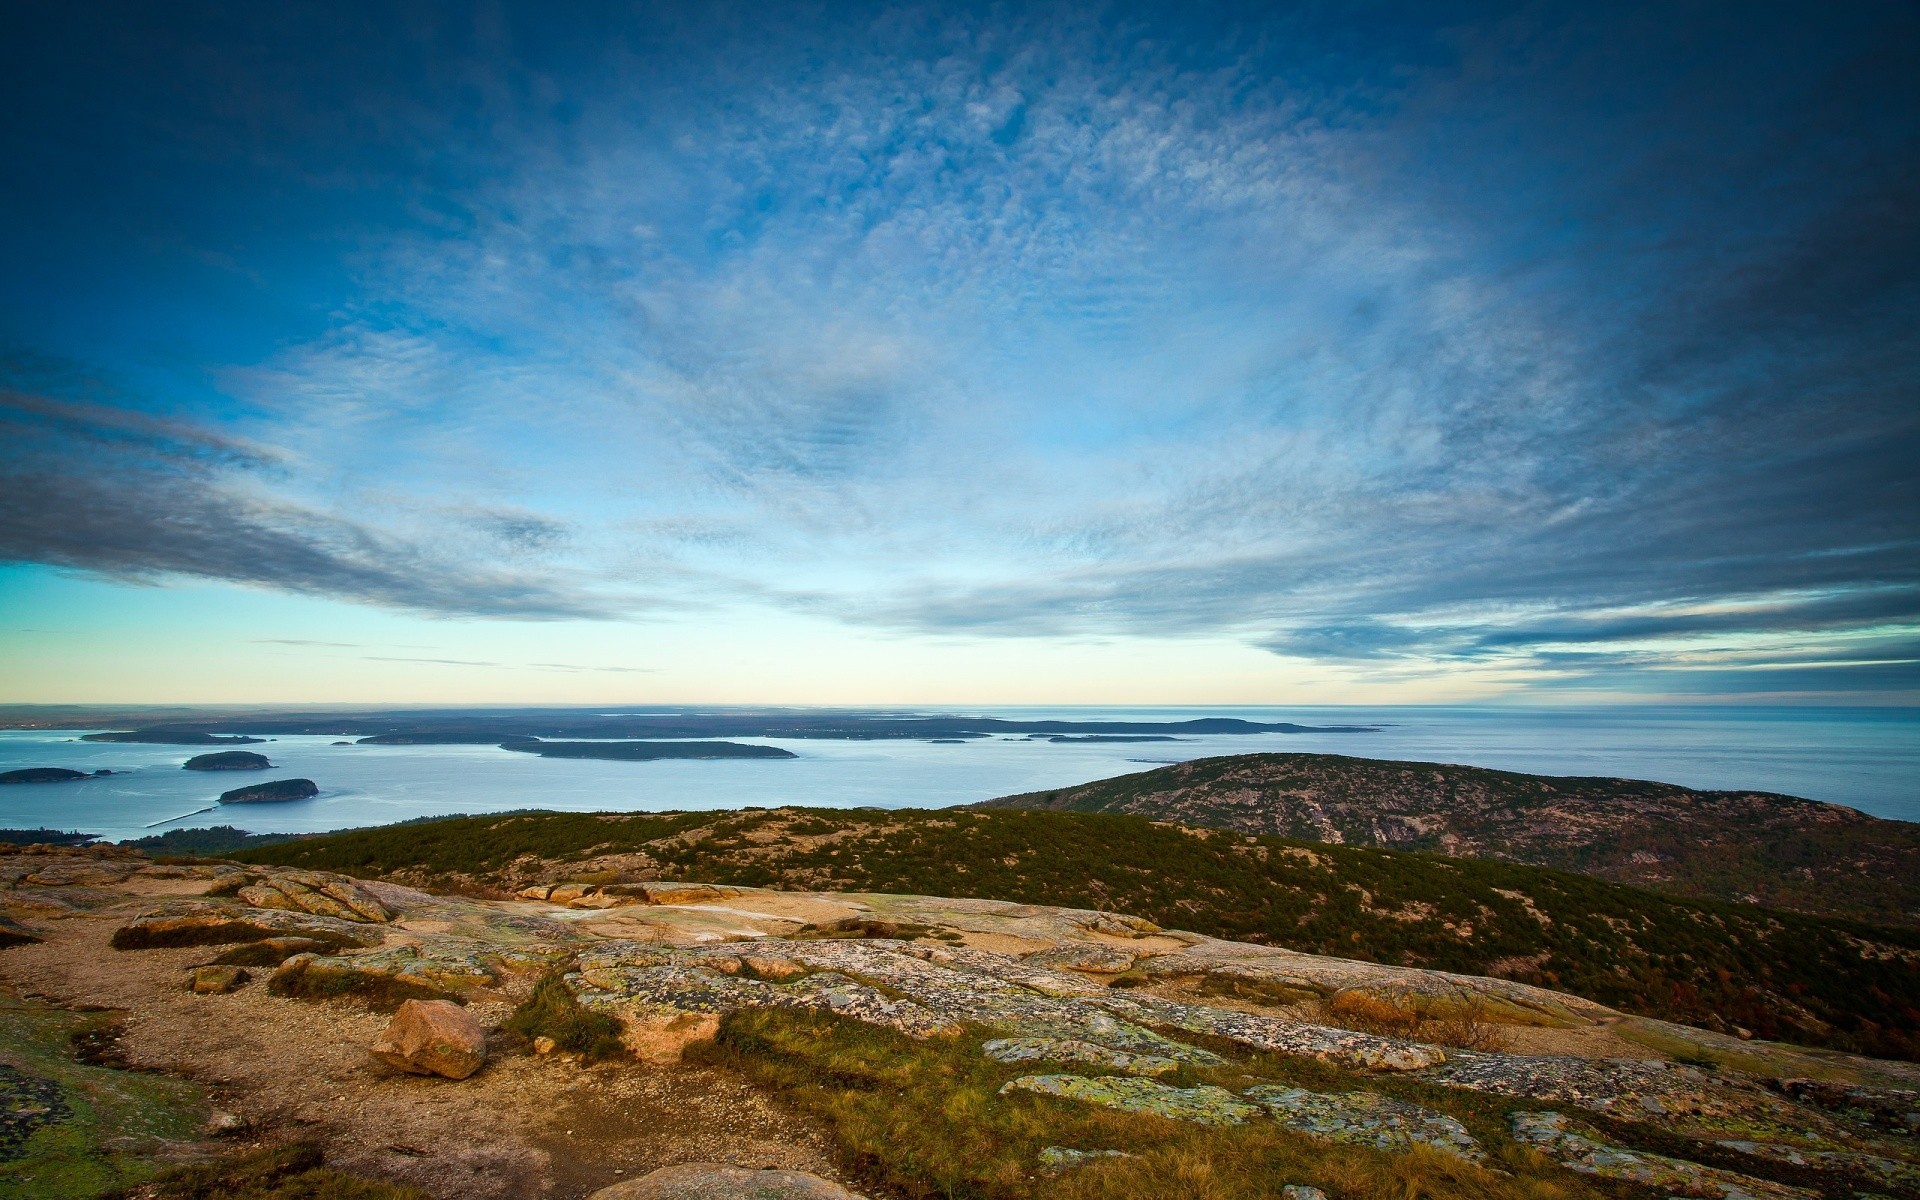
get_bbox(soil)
[0,892,860,1200]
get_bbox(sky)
[0,1,1915,706]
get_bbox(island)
[218,778,319,804]
[183,751,273,771]
[497,739,796,761]
[0,767,105,784]
[1040,734,1182,743]
[29,706,1379,745]
[83,730,264,745]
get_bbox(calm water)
[1,706,1914,842]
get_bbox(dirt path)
[0,897,854,1200]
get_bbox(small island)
[183,751,273,771]
[498,739,796,761]
[83,730,264,745]
[0,768,104,785]
[1041,734,1182,743]
[218,778,319,804]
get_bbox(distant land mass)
[978,752,1920,927]
[0,767,100,784]
[81,729,264,745]
[183,751,272,770]
[219,778,319,804]
[0,705,1375,743]
[1038,734,1181,743]
[498,739,797,761]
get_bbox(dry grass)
[116,1144,427,1200]
[1317,990,1507,1052]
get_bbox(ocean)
[1,705,1914,842]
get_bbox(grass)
[0,990,207,1200]
[694,1007,1665,1200]
[501,974,626,1061]
[119,1144,426,1200]
[228,806,1920,1061]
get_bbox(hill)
[978,753,1920,927]
[226,805,1920,1061]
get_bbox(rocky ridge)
[6,840,1920,1199]
[980,752,1920,926]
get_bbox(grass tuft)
[502,974,626,1061]
[119,1143,427,1200]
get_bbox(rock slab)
[1001,1074,1261,1125]
[586,1162,868,1199]
[370,999,487,1080]
[1245,1086,1483,1162]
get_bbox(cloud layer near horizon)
[1,1,1915,699]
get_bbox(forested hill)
[977,753,1920,927]
[221,805,1920,1061]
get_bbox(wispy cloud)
[0,2,1913,698]
[0,390,623,620]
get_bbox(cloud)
[0,390,620,620]
[0,3,1914,698]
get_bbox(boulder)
[187,965,250,994]
[586,1163,867,1199]
[111,899,382,951]
[225,868,394,922]
[370,999,487,1080]
[0,913,43,946]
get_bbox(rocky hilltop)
[980,753,1920,927]
[223,806,1920,1061]
[4,838,1920,1200]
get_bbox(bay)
[1,704,1914,842]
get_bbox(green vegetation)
[218,779,318,805]
[0,828,98,847]
[123,827,295,856]
[0,990,206,1200]
[0,769,97,785]
[698,1007,1653,1200]
[80,731,261,745]
[182,752,272,771]
[980,752,1920,927]
[229,807,1920,1060]
[502,974,626,1060]
[127,1143,426,1200]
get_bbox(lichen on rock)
[1243,1086,1484,1161]
[1000,1074,1262,1125]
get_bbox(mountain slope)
[220,805,1920,1060]
[978,752,1920,926]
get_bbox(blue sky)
[1,1,1915,704]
